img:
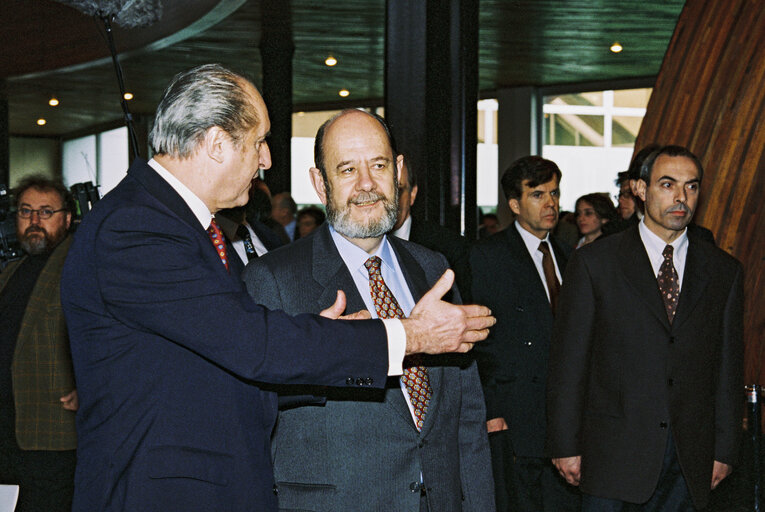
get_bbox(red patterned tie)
[657,244,679,323]
[364,256,431,430]
[207,218,229,271]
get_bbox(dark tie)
[538,241,560,314]
[364,256,432,430]
[207,218,229,271]
[236,224,259,260]
[657,244,679,323]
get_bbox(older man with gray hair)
[61,64,494,512]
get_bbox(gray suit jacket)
[243,224,495,512]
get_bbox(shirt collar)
[515,220,552,256]
[148,158,213,230]
[638,218,688,254]
[330,225,395,274]
[391,214,412,241]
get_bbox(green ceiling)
[5,0,686,136]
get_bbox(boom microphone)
[52,0,163,28]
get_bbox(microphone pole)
[99,12,140,160]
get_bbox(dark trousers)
[489,430,581,512]
[582,432,695,512]
[0,435,76,512]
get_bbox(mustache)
[348,191,387,205]
[666,203,690,214]
[24,226,47,236]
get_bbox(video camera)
[0,184,23,269]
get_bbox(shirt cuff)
[382,319,405,376]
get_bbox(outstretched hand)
[403,269,494,355]
[319,290,372,320]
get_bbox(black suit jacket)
[470,224,570,457]
[408,216,473,302]
[546,226,743,508]
[61,158,390,512]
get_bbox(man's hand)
[60,389,78,411]
[319,290,372,320]
[711,460,732,489]
[553,455,581,486]
[486,417,509,433]
[402,270,495,355]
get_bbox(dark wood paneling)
[635,0,765,386]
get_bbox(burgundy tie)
[207,218,229,271]
[657,245,679,323]
[538,241,560,314]
[364,256,431,430]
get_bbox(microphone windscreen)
[52,0,162,28]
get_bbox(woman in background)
[574,193,617,248]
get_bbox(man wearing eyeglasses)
[0,176,77,512]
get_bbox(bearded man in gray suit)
[243,109,494,512]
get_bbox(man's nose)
[356,167,374,190]
[260,142,272,171]
[28,211,42,224]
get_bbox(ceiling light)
[123,92,134,100]
[37,118,47,126]
[325,55,337,67]
[338,89,350,97]
[48,97,59,107]
[610,42,623,53]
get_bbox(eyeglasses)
[17,207,67,219]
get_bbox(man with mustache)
[470,156,578,511]
[547,145,743,511]
[243,109,495,512]
[0,176,77,511]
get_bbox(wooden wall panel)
[635,0,765,386]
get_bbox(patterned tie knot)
[364,255,382,276]
[663,244,674,260]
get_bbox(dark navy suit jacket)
[61,159,389,512]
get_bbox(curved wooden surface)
[635,0,765,386]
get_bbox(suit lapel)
[504,226,551,307]
[672,237,710,329]
[618,227,671,329]
[312,225,367,312]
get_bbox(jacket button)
[669,336,675,344]
[515,306,524,312]
[365,377,374,385]
[524,341,532,346]
[346,377,354,385]
[667,378,674,386]
[409,482,421,492]
[356,378,365,386]
[660,422,668,428]
[273,484,279,495]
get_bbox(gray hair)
[149,64,260,158]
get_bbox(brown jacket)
[0,236,76,450]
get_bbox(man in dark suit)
[470,156,578,512]
[0,176,78,511]
[215,205,284,267]
[547,145,743,511]
[391,158,473,301]
[60,64,494,512]
[244,110,494,512]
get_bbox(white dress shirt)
[230,223,268,263]
[391,214,413,241]
[515,221,563,303]
[638,219,689,290]
[147,159,407,376]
